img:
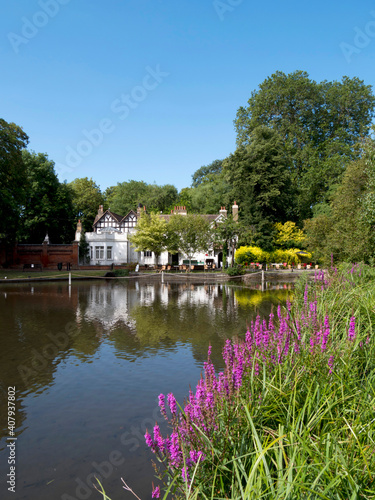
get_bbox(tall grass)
[98,264,375,499]
[144,263,375,499]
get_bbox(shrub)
[235,246,271,265]
[226,264,245,276]
[113,269,130,277]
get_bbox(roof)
[93,209,127,226]
[93,208,223,227]
[159,213,221,223]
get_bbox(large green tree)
[129,212,169,265]
[18,151,75,243]
[68,177,104,232]
[223,125,293,250]
[235,71,375,221]
[192,159,224,188]
[188,159,232,214]
[167,214,212,268]
[305,134,375,264]
[108,180,178,215]
[0,119,29,241]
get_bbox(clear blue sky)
[1,0,375,193]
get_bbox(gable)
[120,210,137,230]
[94,210,121,232]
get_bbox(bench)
[23,263,43,272]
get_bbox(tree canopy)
[68,177,104,232]
[234,71,375,222]
[304,132,375,264]
[0,119,29,241]
[18,151,75,243]
[108,180,178,215]
[223,125,293,250]
[129,212,169,265]
[167,214,212,266]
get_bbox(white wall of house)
[85,231,140,265]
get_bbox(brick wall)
[7,241,79,269]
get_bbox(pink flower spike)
[348,316,356,341]
[152,485,160,498]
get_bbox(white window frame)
[95,246,104,259]
[144,251,152,257]
[107,246,113,260]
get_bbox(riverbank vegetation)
[139,263,375,499]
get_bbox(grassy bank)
[95,264,375,499]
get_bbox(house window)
[144,251,152,257]
[90,247,93,259]
[95,246,104,259]
[107,246,113,260]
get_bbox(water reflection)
[0,280,292,500]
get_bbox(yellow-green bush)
[235,246,313,266]
[235,246,271,265]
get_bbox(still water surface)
[0,279,292,500]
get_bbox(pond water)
[0,279,293,500]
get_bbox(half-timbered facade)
[77,205,139,265]
[79,203,238,267]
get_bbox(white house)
[78,203,239,268]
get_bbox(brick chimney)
[137,203,143,218]
[75,220,82,241]
[219,206,227,218]
[94,205,105,225]
[232,201,238,222]
[173,206,187,215]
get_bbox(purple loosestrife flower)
[296,319,301,341]
[233,357,244,389]
[277,304,282,320]
[268,311,275,335]
[205,391,214,409]
[182,466,190,483]
[190,450,205,463]
[348,316,356,341]
[153,424,164,453]
[304,284,309,308]
[152,485,160,498]
[254,315,262,346]
[168,431,180,467]
[262,325,270,348]
[245,328,253,349]
[158,393,167,419]
[145,430,157,453]
[168,393,177,415]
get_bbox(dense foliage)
[304,131,375,265]
[18,151,75,244]
[68,177,105,233]
[0,119,29,241]
[234,71,375,223]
